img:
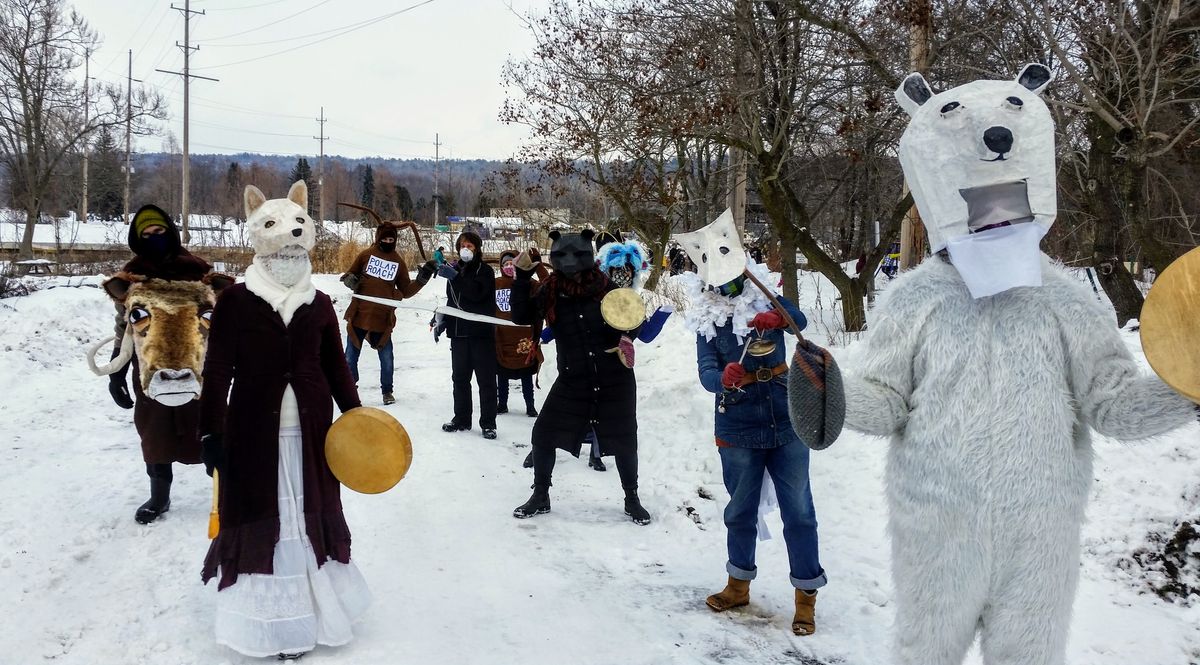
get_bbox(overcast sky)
[73,0,543,160]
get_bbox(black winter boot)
[525,402,538,417]
[135,464,172,524]
[513,485,551,519]
[623,488,651,526]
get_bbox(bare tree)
[0,0,163,258]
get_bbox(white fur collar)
[678,261,777,342]
[244,257,316,325]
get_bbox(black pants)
[533,444,637,491]
[497,374,534,408]
[451,336,497,429]
[145,462,173,481]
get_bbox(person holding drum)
[508,230,652,525]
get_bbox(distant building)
[489,208,571,227]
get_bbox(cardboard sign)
[364,255,399,282]
[496,287,512,312]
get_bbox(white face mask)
[459,248,474,262]
[675,208,747,286]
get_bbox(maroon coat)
[200,284,361,590]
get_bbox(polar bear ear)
[895,72,934,117]
[1016,63,1054,96]
[244,185,266,219]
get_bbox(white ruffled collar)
[677,262,777,342]
[243,257,316,326]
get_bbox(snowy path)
[1,274,1197,665]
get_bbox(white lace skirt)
[215,425,371,657]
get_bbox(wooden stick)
[207,471,219,540]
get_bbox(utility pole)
[81,48,91,224]
[899,0,932,270]
[123,50,142,225]
[432,133,441,228]
[314,107,327,222]
[157,0,217,244]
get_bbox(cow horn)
[87,331,134,376]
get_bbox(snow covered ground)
[0,269,1197,665]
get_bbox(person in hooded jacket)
[105,204,215,524]
[340,223,437,405]
[508,230,651,525]
[439,231,500,439]
[494,249,548,417]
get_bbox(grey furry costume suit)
[844,256,1195,665]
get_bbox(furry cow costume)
[200,181,370,659]
[104,204,217,524]
[509,230,652,524]
[844,65,1198,665]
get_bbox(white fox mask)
[675,208,747,286]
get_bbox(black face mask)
[379,239,396,252]
[143,233,171,259]
[549,232,595,276]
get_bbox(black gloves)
[340,273,361,291]
[201,433,225,477]
[107,344,134,409]
[416,260,437,284]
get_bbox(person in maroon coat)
[105,204,215,524]
[199,181,370,659]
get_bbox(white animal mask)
[675,208,747,286]
[896,63,1057,254]
[245,181,315,288]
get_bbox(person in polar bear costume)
[844,64,1198,665]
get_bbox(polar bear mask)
[896,64,1056,255]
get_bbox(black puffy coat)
[510,271,638,457]
[444,258,497,338]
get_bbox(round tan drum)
[1141,246,1200,404]
[325,407,413,494]
[600,287,646,331]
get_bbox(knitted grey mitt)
[787,339,845,450]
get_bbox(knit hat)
[133,205,170,237]
[499,250,518,264]
[787,339,845,450]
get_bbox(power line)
[193,0,439,71]
[202,0,334,41]
[190,118,311,138]
[327,120,439,145]
[190,141,302,155]
[203,0,291,10]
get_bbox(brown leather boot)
[705,576,750,612]
[792,589,817,635]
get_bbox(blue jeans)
[719,442,827,590]
[344,327,394,394]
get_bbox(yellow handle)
[207,471,220,540]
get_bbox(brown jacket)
[494,264,548,377]
[342,241,426,348]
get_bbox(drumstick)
[207,471,220,540]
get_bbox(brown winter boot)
[705,576,750,612]
[792,589,817,636]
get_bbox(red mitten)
[749,309,787,330]
[721,362,746,389]
[608,335,635,368]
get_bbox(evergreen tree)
[360,164,375,211]
[225,162,243,221]
[396,185,414,220]
[89,126,123,220]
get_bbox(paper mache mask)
[895,63,1057,254]
[675,209,747,286]
[244,180,316,256]
[548,229,595,276]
